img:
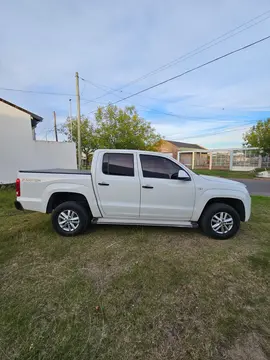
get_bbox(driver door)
[138,154,195,220]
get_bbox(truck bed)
[19,169,91,175]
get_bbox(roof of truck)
[94,149,174,155]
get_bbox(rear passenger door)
[95,152,140,218]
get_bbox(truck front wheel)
[52,201,89,236]
[200,203,240,240]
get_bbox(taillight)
[16,178,21,197]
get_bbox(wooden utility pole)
[69,98,73,140]
[53,111,58,142]
[75,72,81,169]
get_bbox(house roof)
[166,140,206,150]
[0,98,43,122]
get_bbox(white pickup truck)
[15,149,251,239]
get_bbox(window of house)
[102,153,134,176]
[140,155,180,179]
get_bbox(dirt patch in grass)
[0,190,270,360]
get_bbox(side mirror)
[177,169,191,181]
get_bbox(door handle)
[142,185,154,189]
[98,182,109,186]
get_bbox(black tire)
[200,203,240,240]
[51,201,90,237]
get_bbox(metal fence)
[232,149,260,170]
[212,151,230,170]
[262,155,270,168]
[178,147,270,171]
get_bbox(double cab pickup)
[15,149,251,239]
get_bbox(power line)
[82,14,270,110]
[0,86,105,105]
[82,96,259,136]
[81,77,246,121]
[80,81,87,97]
[42,119,254,144]
[80,78,114,105]
[43,117,255,136]
[118,12,270,88]
[81,77,218,120]
[80,77,270,121]
[169,124,254,141]
[42,116,255,140]
[0,87,76,97]
[88,9,270,101]
[2,11,269,117]
[80,77,161,104]
[81,80,270,123]
[112,35,270,104]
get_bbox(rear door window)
[102,153,134,177]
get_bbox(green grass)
[1,190,270,360]
[195,168,270,179]
[195,169,257,179]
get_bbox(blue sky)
[1,0,270,148]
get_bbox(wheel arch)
[199,197,245,222]
[46,192,92,216]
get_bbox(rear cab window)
[102,153,134,177]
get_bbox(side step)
[94,218,197,228]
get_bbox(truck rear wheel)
[200,203,240,240]
[52,201,89,236]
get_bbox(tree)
[94,104,161,150]
[243,119,270,155]
[60,105,161,165]
[60,116,99,164]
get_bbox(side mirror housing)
[177,169,191,181]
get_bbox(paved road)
[232,179,270,196]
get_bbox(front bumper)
[14,201,24,211]
[244,192,251,222]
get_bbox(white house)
[0,98,77,184]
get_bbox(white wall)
[31,141,77,170]
[0,102,77,183]
[0,102,33,184]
